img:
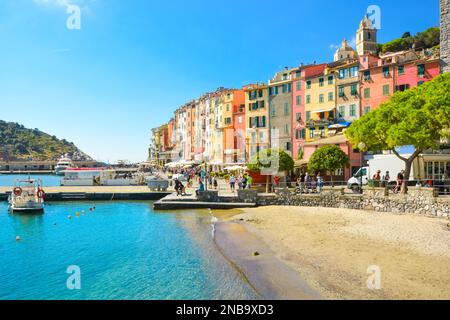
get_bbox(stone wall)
[441,0,450,73]
[255,187,450,217]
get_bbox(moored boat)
[8,179,45,213]
[55,155,75,176]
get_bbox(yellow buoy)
[76,212,80,217]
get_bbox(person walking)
[382,171,390,188]
[241,175,248,189]
[247,175,253,189]
[213,176,218,189]
[229,175,236,192]
[373,170,382,187]
[317,172,324,193]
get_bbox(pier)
[0,186,170,202]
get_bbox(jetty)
[0,186,170,202]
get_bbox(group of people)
[228,174,253,191]
[295,172,324,194]
[372,169,406,193]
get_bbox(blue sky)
[0,0,441,162]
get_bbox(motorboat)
[55,155,75,176]
[8,179,45,213]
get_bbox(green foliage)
[308,145,349,175]
[379,26,440,54]
[247,148,294,173]
[345,73,450,154]
[0,120,88,161]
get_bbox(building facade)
[268,69,294,156]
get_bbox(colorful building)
[268,68,294,156]
[244,83,270,160]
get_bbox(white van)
[347,154,415,192]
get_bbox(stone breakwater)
[240,187,450,217]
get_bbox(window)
[306,95,311,104]
[271,104,276,117]
[383,84,390,96]
[306,111,311,121]
[418,81,425,86]
[258,89,263,98]
[296,112,302,122]
[339,86,345,97]
[395,84,410,92]
[364,88,370,98]
[350,66,359,78]
[398,65,405,75]
[296,81,301,91]
[319,78,324,87]
[295,71,301,78]
[329,111,335,119]
[328,76,334,85]
[339,69,348,79]
[382,66,390,77]
[310,128,315,139]
[319,94,324,103]
[284,124,289,134]
[364,106,371,114]
[296,95,301,106]
[306,81,311,89]
[328,92,334,101]
[349,104,356,117]
[282,73,288,80]
[351,84,358,96]
[225,117,232,125]
[418,64,425,77]
[295,128,306,140]
[284,103,289,116]
[364,70,371,81]
[285,142,291,151]
[338,106,345,118]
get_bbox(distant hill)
[378,27,440,55]
[0,120,92,161]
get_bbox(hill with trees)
[0,120,92,161]
[378,27,440,55]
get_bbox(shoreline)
[213,217,321,300]
[213,206,450,300]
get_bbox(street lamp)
[358,142,366,194]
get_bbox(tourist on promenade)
[213,176,218,189]
[237,176,243,190]
[195,180,205,196]
[298,172,306,194]
[229,175,236,191]
[174,178,186,196]
[382,171,390,188]
[373,170,382,187]
[317,172,324,193]
[394,170,405,194]
[208,174,213,187]
[242,175,248,189]
[247,175,253,189]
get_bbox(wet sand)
[214,207,450,300]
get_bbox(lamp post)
[358,142,366,194]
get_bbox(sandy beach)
[214,206,450,300]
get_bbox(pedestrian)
[229,175,236,191]
[237,176,243,190]
[213,176,218,189]
[317,172,324,193]
[382,171,390,188]
[242,175,248,189]
[247,175,253,189]
[196,180,205,196]
[373,170,381,187]
[394,170,404,194]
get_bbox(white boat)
[60,168,142,186]
[55,155,75,176]
[8,179,45,213]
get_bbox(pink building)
[360,50,441,115]
[291,64,327,159]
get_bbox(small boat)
[8,179,45,213]
[60,168,143,186]
[55,155,75,176]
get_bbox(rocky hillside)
[0,120,92,161]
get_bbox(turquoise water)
[0,174,61,187]
[0,202,258,300]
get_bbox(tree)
[308,145,349,185]
[345,73,450,193]
[247,148,294,193]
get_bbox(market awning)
[328,122,352,129]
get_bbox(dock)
[0,186,171,202]
[153,192,257,210]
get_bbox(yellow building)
[304,67,336,142]
[244,83,269,160]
